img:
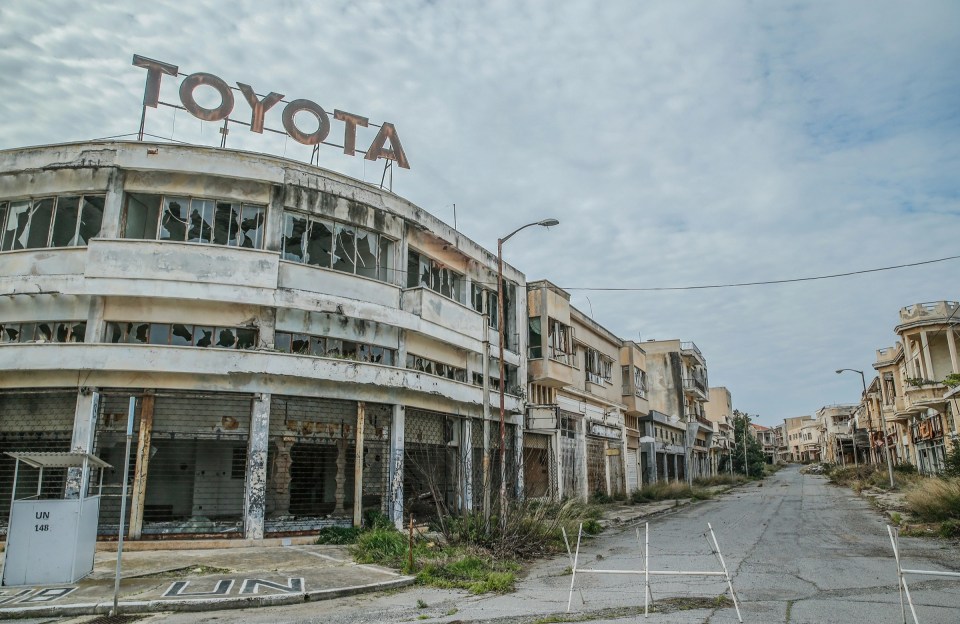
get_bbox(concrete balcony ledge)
[402,286,483,341]
[0,246,88,279]
[0,343,523,414]
[896,300,960,331]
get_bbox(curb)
[0,575,415,619]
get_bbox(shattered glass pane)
[35,322,53,342]
[2,201,30,251]
[341,340,358,360]
[310,336,325,356]
[160,197,189,242]
[355,228,377,279]
[0,204,6,247]
[216,328,237,348]
[305,219,333,267]
[0,324,19,343]
[214,202,238,245]
[378,236,393,282]
[332,223,356,273]
[124,193,160,240]
[274,332,291,352]
[55,322,70,342]
[407,250,420,288]
[76,196,104,245]
[26,198,54,249]
[71,322,86,343]
[125,323,149,344]
[187,199,215,243]
[51,196,81,247]
[171,323,193,346]
[282,213,306,261]
[194,326,214,348]
[292,334,310,354]
[105,322,124,343]
[236,328,256,349]
[326,338,342,357]
[239,205,264,249]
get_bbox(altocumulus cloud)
[0,0,957,423]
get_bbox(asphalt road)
[34,465,960,624]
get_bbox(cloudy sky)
[1,1,957,425]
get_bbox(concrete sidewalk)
[0,541,413,619]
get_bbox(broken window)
[405,353,467,382]
[291,334,310,354]
[52,196,82,246]
[0,203,6,248]
[160,197,189,242]
[333,223,357,273]
[76,196,104,245]
[149,323,171,345]
[186,199,215,243]
[171,324,193,346]
[1,200,30,251]
[238,205,264,248]
[378,236,393,281]
[282,213,306,261]
[529,318,543,359]
[355,228,378,279]
[194,326,214,348]
[548,319,573,364]
[305,219,333,267]
[25,199,54,249]
[406,248,465,304]
[585,348,613,384]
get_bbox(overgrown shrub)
[905,478,960,522]
[693,474,749,487]
[315,525,363,544]
[630,481,713,503]
[351,527,409,568]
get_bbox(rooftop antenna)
[453,203,457,230]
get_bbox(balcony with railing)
[680,341,706,365]
[682,375,708,397]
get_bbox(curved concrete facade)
[0,141,526,540]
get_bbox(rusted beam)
[354,401,366,527]
[128,392,155,539]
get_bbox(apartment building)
[816,405,859,465]
[783,416,814,462]
[525,280,632,500]
[751,424,777,464]
[643,340,713,482]
[705,386,734,474]
[0,141,528,540]
[869,301,960,475]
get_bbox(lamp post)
[836,368,895,488]
[497,218,558,525]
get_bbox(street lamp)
[497,218,558,524]
[836,368,895,487]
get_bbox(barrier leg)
[888,525,907,624]
[708,523,743,623]
[645,522,651,618]
[566,523,583,614]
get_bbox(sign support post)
[111,397,136,615]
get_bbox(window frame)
[125,192,266,249]
[0,194,105,252]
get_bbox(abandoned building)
[0,141,528,540]
[524,281,629,500]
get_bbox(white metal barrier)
[887,525,960,624]
[562,521,742,622]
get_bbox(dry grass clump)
[905,478,960,522]
[694,474,749,487]
[630,481,713,503]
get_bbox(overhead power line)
[560,254,960,292]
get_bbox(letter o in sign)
[282,99,331,145]
[179,73,235,122]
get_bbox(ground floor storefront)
[0,389,521,541]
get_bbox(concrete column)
[65,390,99,498]
[353,402,366,527]
[554,429,563,499]
[389,404,405,529]
[461,417,474,512]
[947,330,959,374]
[128,392,155,539]
[920,331,935,381]
[99,168,126,238]
[603,440,612,495]
[243,393,270,540]
[579,418,589,501]
[514,420,524,500]
[263,183,286,253]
